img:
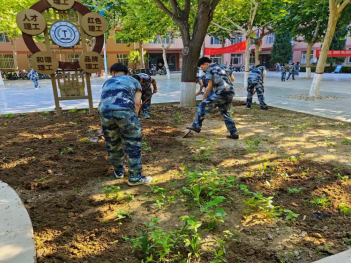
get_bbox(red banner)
[204,41,247,55]
[316,50,351,57]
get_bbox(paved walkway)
[0,181,36,263]
[0,72,350,122]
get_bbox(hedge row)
[299,66,351,73]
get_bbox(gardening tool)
[138,92,154,114]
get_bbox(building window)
[231,54,242,65]
[265,33,275,44]
[210,55,222,64]
[149,37,175,44]
[0,54,14,69]
[68,54,80,62]
[301,51,313,64]
[210,36,221,45]
[0,34,10,42]
[117,54,128,66]
[231,34,243,45]
[250,54,255,64]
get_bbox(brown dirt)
[1,103,351,263]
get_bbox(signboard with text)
[316,50,351,57]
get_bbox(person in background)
[136,73,158,119]
[247,64,268,110]
[185,57,239,139]
[286,63,295,80]
[276,63,281,72]
[28,69,40,89]
[98,63,152,186]
[295,62,301,76]
[281,63,287,82]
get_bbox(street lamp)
[85,3,114,81]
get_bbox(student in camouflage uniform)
[186,57,239,139]
[136,73,158,119]
[281,63,287,82]
[247,64,268,110]
[286,63,295,80]
[98,63,152,186]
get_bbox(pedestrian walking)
[276,63,281,72]
[185,57,239,139]
[98,63,152,186]
[294,62,300,76]
[281,63,287,82]
[247,64,268,110]
[28,69,40,89]
[286,63,295,80]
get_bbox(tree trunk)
[255,42,260,66]
[10,37,19,73]
[306,42,313,79]
[244,35,251,89]
[162,48,171,79]
[199,41,205,77]
[221,38,225,64]
[139,41,145,68]
[309,9,339,97]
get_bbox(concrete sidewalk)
[314,249,351,263]
[0,181,36,263]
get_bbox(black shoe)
[227,133,239,139]
[186,126,201,133]
[260,107,269,111]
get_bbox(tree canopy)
[270,31,293,64]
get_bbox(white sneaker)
[128,176,152,186]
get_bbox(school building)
[1,30,351,72]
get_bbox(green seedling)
[142,142,152,152]
[127,230,155,255]
[324,243,330,250]
[291,123,310,139]
[43,111,49,114]
[311,194,330,207]
[184,235,213,258]
[38,176,49,182]
[60,147,74,154]
[115,209,133,220]
[173,112,181,125]
[69,108,78,113]
[339,203,351,216]
[333,166,344,171]
[102,185,121,201]
[335,173,349,180]
[80,138,90,143]
[342,139,351,145]
[243,195,280,219]
[287,188,302,194]
[79,110,87,114]
[86,129,94,133]
[73,187,79,192]
[204,207,227,230]
[283,209,300,222]
[5,113,13,118]
[149,185,174,209]
[239,184,251,196]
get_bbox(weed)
[60,147,74,154]
[204,207,227,230]
[102,185,121,201]
[79,110,87,114]
[335,173,349,180]
[185,235,212,258]
[287,188,302,194]
[142,142,152,152]
[38,176,49,182]
[149,184,174,209]
[115,209,133,220]
[287,155,298,162]
[310,194,330,207]
[243,195,280,219]
[80,138,90,143]
[5,113,13,118]
[239,185,251,196]
[86,129,94,133]
[73,187,79,192]
[173,112,181,125]
[283,209,300,222]
[127,230,155,255]
[69,108,78,113]
[342,139,351,145]
[339,203,351,216]
[291,123,310,139]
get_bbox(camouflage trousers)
[100,110,143,181]
[193,89,238,135]
[32,78,38,88]
[247,81,267,108]
[286,72,295,80]
[141,89,153,117]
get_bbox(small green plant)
[102,185,121,201]
[38,176,49,182]
[342,139,351,145]
[185,235,212,258]
[127,230,155,255]
[244,138,263,152]
[243,195,280,219]
[283,209,300,222]
[79,110,87,114]
[311,194,330,207]
[335,173,349,180]
[291,123,310,139]
[339,203,351,216]
[115,209,133,220]
[60,147,74,154]
[69,108,78,113]
[239,184,251,196]
[324,243,330,250]
[5,113,13,118]
[173,112,181,125]
[287,188,302,194]
[204,207,227,230]
[43,111,49,114]
[142,142,152,152]
[149,184,174,209]
[80,138,90,143]
[73,187,79,192]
